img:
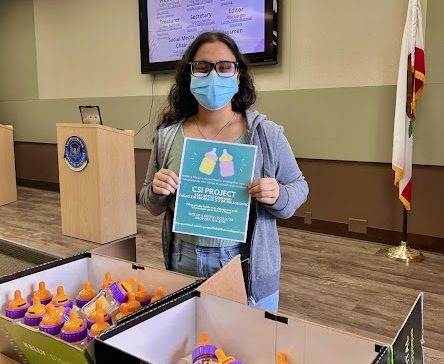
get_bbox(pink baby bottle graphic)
[219,149,234,177]
[199,148,218,175]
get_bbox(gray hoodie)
[139,110,309,302]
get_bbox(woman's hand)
[152,169,179,196]
[248,178,280,205]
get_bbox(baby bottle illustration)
[199,148,218,175]
[219,149,234,177]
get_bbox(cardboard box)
[96,291,382,364]
[0,250,201,364]
[95,259,425,364]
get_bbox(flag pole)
[386,207,424,262]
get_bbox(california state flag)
[392,0,425,211]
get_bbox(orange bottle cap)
[90,313,110,336]
[126,292,141,313]
[150,287,165,303]
[41,304,62,326]
[51,286,71,306]
[118,277,137,295]
[63,309,85,332]
[277,353,289,364]
[36,282,52,300]
[101,272,116,289]
[215,348,236,363]
[114,303,129,321]
[8,290,28,310]
[135,282,150,302]
[26,293,46,316]
[78,281,97,300]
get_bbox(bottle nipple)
[126,291,142,313]
[101,272,116,289]
[52,286,71,307]
[89,300,106,321]
[78,281,97,300]
[8,290,28,310]
[26,293,46,316]
[196,333,211,347]
[41,304,62,327]
[150,287,165,303]
[63,309,85,333]
[277,353,289,364]
[135,282,150,303]
[90,312,110,337]
[216,348,236,363]
[36,281,52,301]
[114,303,129,321]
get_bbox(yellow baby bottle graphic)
[199,148,218,175]
[219,149,234,177]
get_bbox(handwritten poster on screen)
[147,0,265,63]
[173,138,257,242]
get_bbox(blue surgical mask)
[190,70,239,111]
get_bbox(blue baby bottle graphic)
[219,149,234,177]
[199,148,218,175]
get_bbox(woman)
[140,31,308,312]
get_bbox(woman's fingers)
[153,169,179,195]
[248,178,280,205]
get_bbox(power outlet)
[304,212,312,225]
[348,218,368,234]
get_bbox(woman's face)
[193,41,237,64]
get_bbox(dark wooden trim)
[278,216,444,255]
[16,178,60,192]
[14,178,443,255]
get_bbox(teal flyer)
[173,138,257,242]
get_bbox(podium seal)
[64,136,89,172]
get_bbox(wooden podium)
[0,124,17,206]
[56,124,137,244]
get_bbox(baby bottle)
[33,281,52,305]
[51,286,73,309]
[24,293,46,327]
[87,300,113,329]
[60,308,88,347]
[76,280,97,308]
[219,149,234,177]
[277,353,290,364]
[114,302,129,321]
[5,290,30,319]
[39,303,63,336]
[87,312,110,342]
[199,148,218,175]
[126,292,141,313]
[135,282,151,307]
[215,349,243,364]
[150,287,165,304]
[192,333,218,364]
[81,277,136,319]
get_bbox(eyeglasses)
[189,61,239,78]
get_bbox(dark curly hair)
[159,31,256,128]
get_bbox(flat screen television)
[139,0,278,74]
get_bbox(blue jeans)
[170,238,279,312]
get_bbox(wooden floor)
[0,187,443,362]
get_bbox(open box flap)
[197,255,247,305]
